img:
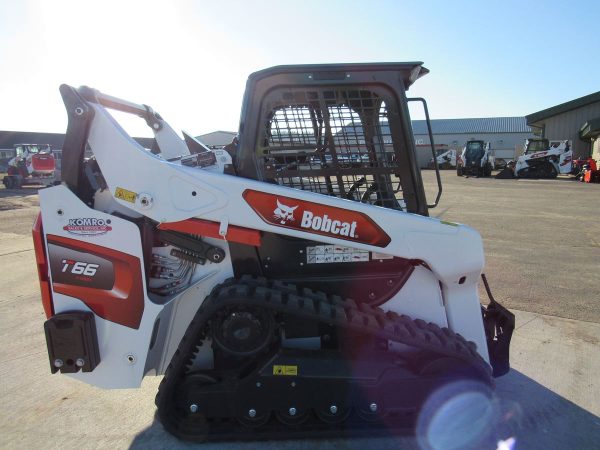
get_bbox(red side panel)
[32,213,54,318]
[243,189,391,247]
[46,235,145,329]
[158,218,262,247]
[31,154,55,171]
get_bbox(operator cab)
[464,140,485,164]
[235,63,439,217]
[524,138,550,154]
[14,144,52,156]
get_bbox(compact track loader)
[456,140,493,177]
[514,138,573,178]
[34,63,513,442]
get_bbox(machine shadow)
[129,370,600,450]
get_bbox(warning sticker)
[115,187,137,203]
[306,245,369,264]
[273,365,298,376]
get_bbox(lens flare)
[417,380,495,450]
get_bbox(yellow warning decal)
[272,365,298,376]
[115,187,137,203]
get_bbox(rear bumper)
[483,300,515,377]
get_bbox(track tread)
[155,276,492,441]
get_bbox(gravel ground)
[422,171,600,323]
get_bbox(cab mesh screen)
[259,88,405,209]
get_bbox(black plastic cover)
[44,311,100,374]
[483,301,515,377]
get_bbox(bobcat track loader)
[456,140,494,177]
[514,138,573,178]
[33,63,514,442]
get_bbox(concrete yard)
[1,172,599,449]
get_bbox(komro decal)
[243,190,390,247]
[63,217,112,236]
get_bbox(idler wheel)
[170,373,217,441]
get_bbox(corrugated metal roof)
[411,117,532,135]
[526,91,600,125]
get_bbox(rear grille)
[259,88,406,210]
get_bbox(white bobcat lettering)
[300,211,358,237]
[273,199,298,224]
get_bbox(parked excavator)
[33,63,513,442]
[3,143,55,188]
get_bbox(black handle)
[407,97,442,208]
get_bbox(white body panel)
[384,266,448,326]
[39,187,162,388]
[40,186,235,388]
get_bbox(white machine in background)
[457,140,494,177]
[514,138,572,178]
[429,148,457,169]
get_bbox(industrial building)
[526,91,600,159]
[579,118,600,162]
[410,117,534,167]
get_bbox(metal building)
[411,117,535,168]
[579,118,600,162]
[526,91,600,159]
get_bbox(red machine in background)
[3,143,56,189]
[580,158,599,183]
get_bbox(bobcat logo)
[273,199,298,224]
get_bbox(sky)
[1,0,599,138]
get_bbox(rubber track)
[155,275,493,441]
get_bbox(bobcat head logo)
[273,199,298,224]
